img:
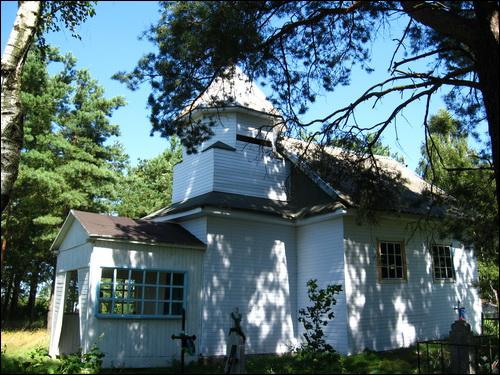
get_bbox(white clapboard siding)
[201,216,297,356]
[181,113,237,160]
[296,217,349,354]
[86,241,204,368]
[49,272,67,356]
[56,220,92,272]
[213,141,289,201]
[343,215,482,354]
[172,150,214,203]
[78,268,90,352]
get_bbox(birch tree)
[1,1,96,213]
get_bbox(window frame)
[376,240,408,283]
[96,267,187,319]
[431,244,456,282]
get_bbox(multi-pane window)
[432,245,455,280]
[97,268,185,318]
[377,241,407,281]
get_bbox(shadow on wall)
[203,217,296,356]
[345,217,481,353]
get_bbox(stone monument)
[449,301,475,374]
[224,307,246,374]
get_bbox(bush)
[298,279,342,353]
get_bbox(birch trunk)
[1,1,42,212]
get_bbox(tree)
[1,46,127,323]
[418,109,498,306]
[115,1,499,210]
[1,1,96,213]
[115,137,182,219]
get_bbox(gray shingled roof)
[71,210,205,248]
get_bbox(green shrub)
[298,279,342,353]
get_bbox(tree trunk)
[1,273,13,320]
[8,272,23,322]
[473,3,500,213]
[27,266,40,324]
[1,1,42,213]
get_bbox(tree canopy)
[115,137,182,219]
[418,109,498,304]
[1,46,127,322]
[1,0,96,213]
[116,1,499,208]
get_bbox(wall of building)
[200,215,297,356]
[85,240,205,368]
[296,216,349,354]
[171,109,289,203]
[343,214,482,354]
[50,220,93,357]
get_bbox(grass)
[1,328,49,357]
[1,328,419,374]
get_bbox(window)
[377,241,407,281]
[432,245,455,280]
[97,268,186,318]
[64,270,79,313]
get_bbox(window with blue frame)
[97,268,185,318]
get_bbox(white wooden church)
[49,68,481,368]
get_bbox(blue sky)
[1,1,488,171]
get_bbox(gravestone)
[224,307,246,374]
[449,301,475,374]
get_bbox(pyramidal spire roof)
[186,66,278,115]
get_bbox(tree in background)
[1,1,96,213]
[1,46,127,324]
[115,1,499,210]
[418,109,498,306]
[115,137,182,219]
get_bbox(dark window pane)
[173,273,184,286]
[394,243,401,253]
[145,271,157,284]
[395,255,402,266]
[381,242,387,254]
[172,303,183,315]
[396,268,403,278]
[381,268,388,279]
[131,270,143,284]
[172,288,183,301]
[159,272,171,286]
[389,268,396,278]
[381,254,387,266]
[160,287,170,300]
[388,243,394,255]
[161,302,170,315]
[144,286,157,299]
[130,285,143,299]
[143,302,156,315]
